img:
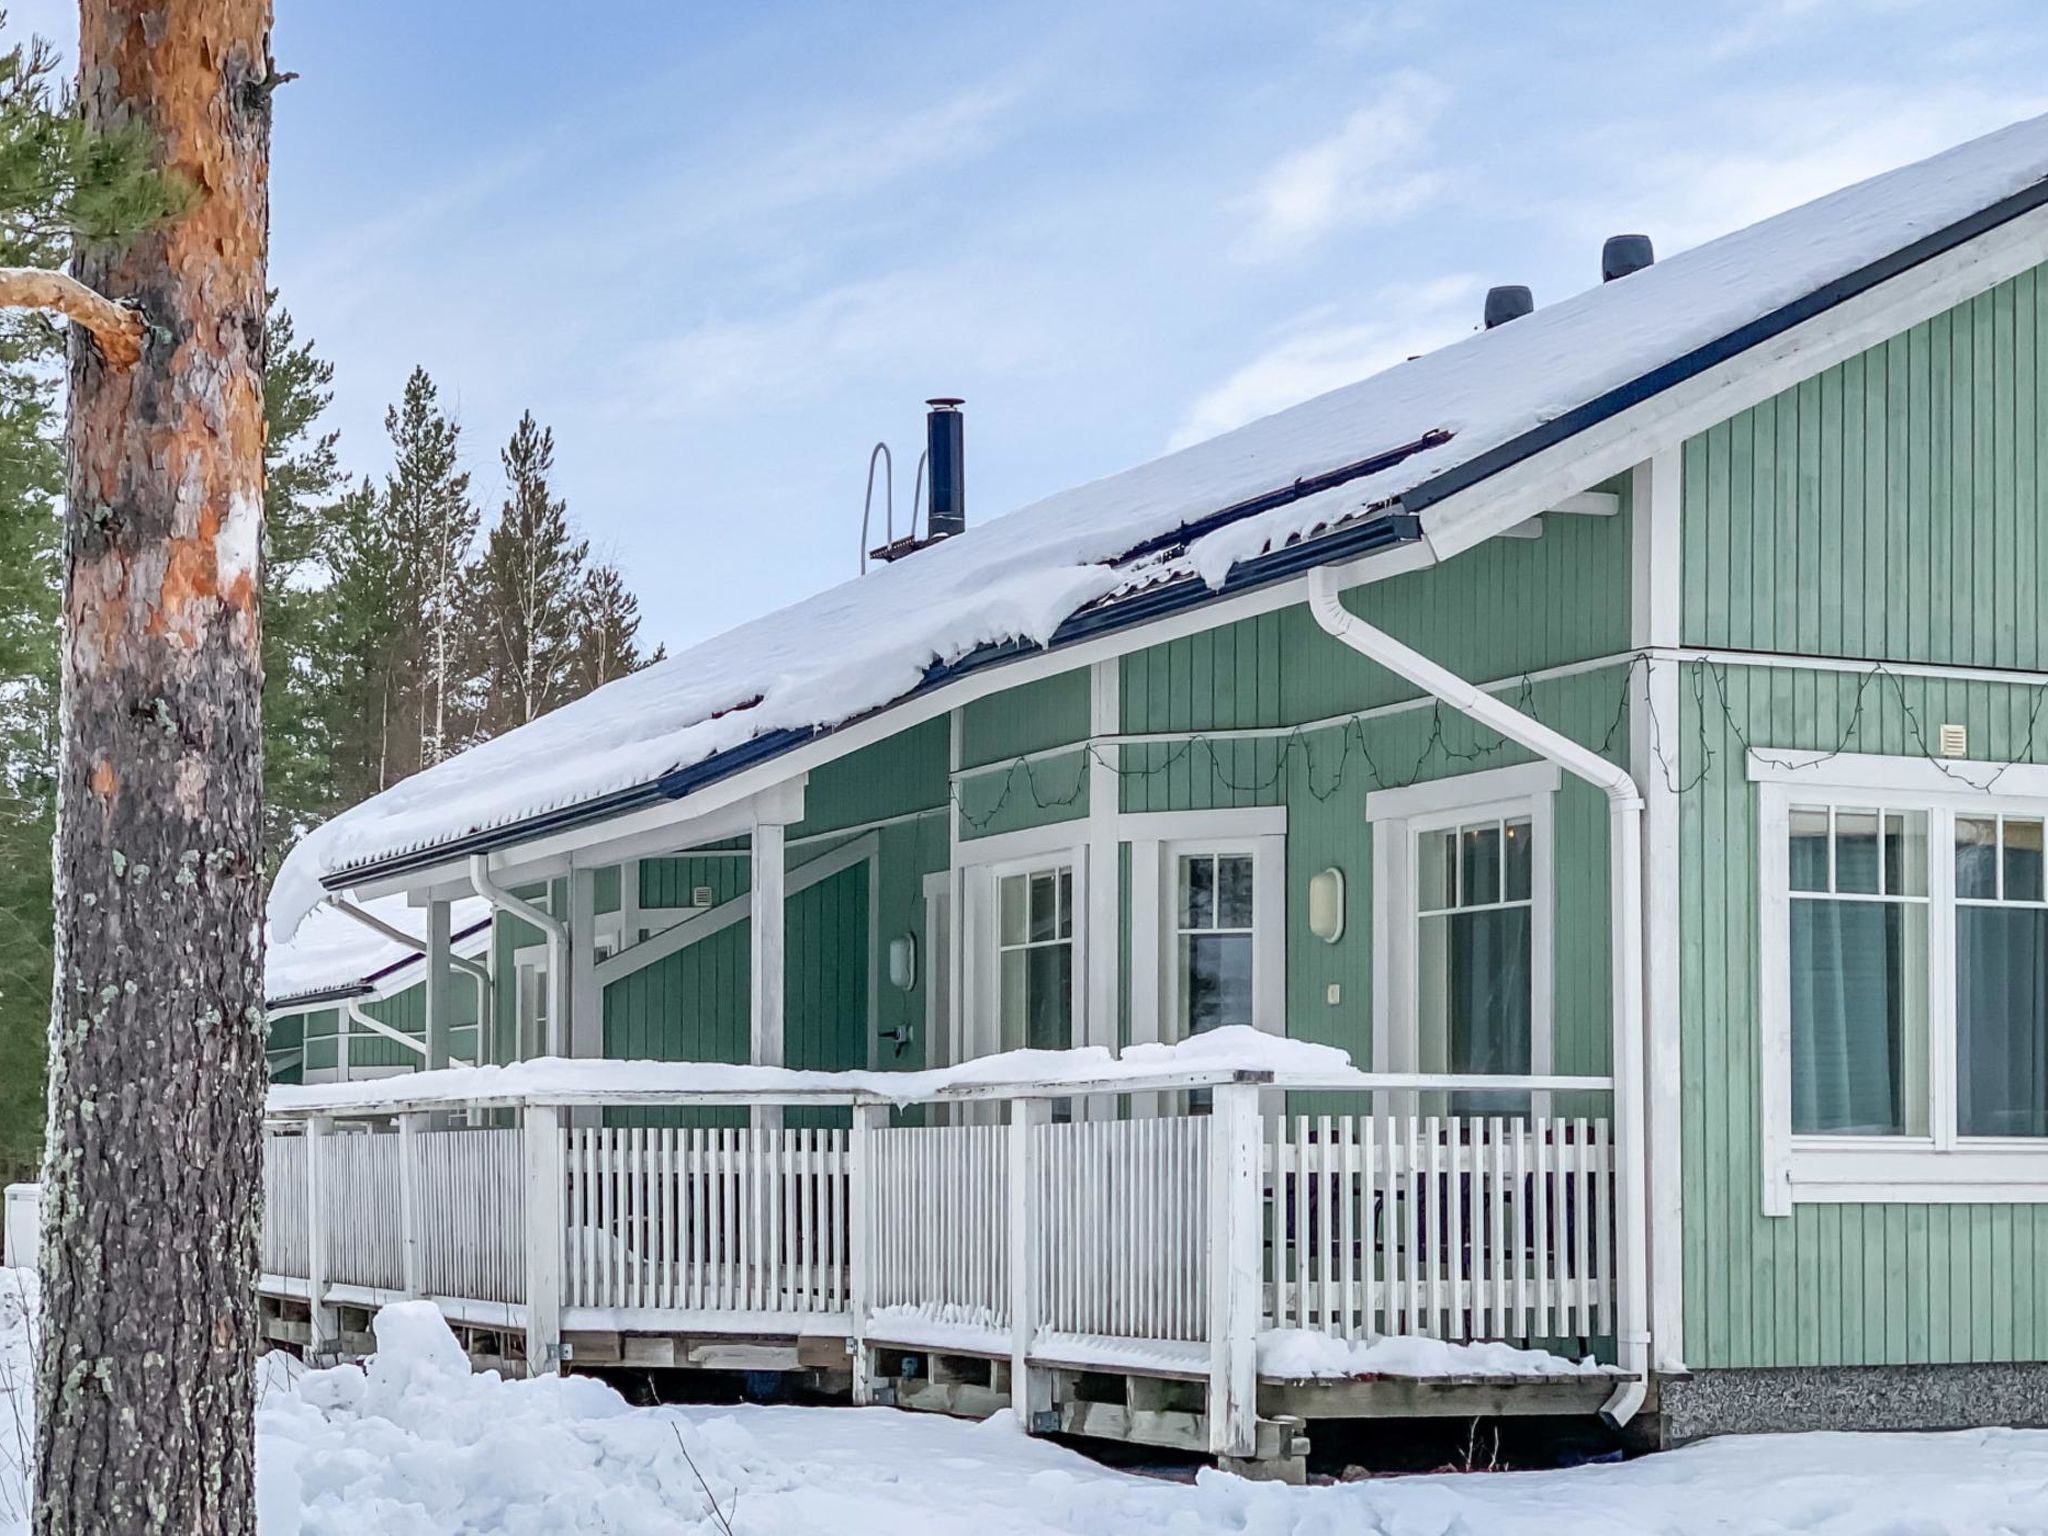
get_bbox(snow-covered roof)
[271,112,2048,941]
[266,893,492,1009]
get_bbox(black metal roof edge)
[264,983,372,1011]
[324,510,1423,889]
[1399,172,2048,515]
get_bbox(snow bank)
[268,1023,1354,1114]
[1257,1328,1617,1380]
[5,1286,2048,1531]
[272,112,2048,941]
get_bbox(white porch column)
[306,1115,337,1356]
[423,896,453,1071]
[1085,660,1122,1121]
[1205,1082,1261,1458]
[522,1102,565,1376]
[750,817,787,1131]
[569,868,602,1060]
[1007,1097,1052,1427]
[398,1112,424,1298]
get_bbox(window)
[1177,853,1255,1036]
[1369,762,1558,1106]
[997,865,1073,1051]
[1785,806,1928,1136]
[1754,752,2048,1211]
[1417,816,1535,1109]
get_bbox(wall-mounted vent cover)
[691,886,715,908]
[1938,723,1968,759]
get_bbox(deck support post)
[1008,1097,1052,1428]
[523,1102,565,1376]
[423,896,453,1072]
[306,1114,337,1356]
[848,1101,888,1403]
[750,817,787,1132]
[399,1112,424,1298]
[1206,1082,1261,1458]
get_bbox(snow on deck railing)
[264,1026,1612,1120]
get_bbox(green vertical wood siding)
[1678,663,2048,1368]
[1685,265,2048,666]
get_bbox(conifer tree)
[575,560,662,693]
[319,475,407,804]
[381,366,474,769]
[467,410,589,737]
[261,297,342,860]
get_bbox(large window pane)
[1420,907,1532,1114]
[1182,931,1253,1034]
[1958,905,2048,1137]
[1025,943,1072,1051]
[1789,897,1925,1135]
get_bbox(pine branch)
[0,265,139,366]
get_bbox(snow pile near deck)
[272,112,2048,941]
[267,1023,1354,1114]
[7,1288,2048,1531]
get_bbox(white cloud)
[1234,70,1449,260]
[1166,276,1477,449]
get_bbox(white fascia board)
[1419,204,2048,563]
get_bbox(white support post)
[334,999,352,1083]
[848,1101,888,1404]
[423,897,453,1072]
[750,818,787,1132]
[1008,1097,1052,1428]
[1206,1083,1261,1458]
[569,868,602,1061]
[523,1102,565,1376]
[1085,660,1121,1121]
[306,1115,337,1356]
[399,1112,424,1298]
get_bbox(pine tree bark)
[35,3,274,1533]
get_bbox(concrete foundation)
[1661,1362,2048,1442]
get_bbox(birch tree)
[33,2,278,1531]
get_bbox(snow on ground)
[5,1282,2048,1531]
[1256,1327,1617,1380]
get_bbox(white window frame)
[955,821,1093,1069]
[1754,750,2048,1211]
[1368,761,1559,1096]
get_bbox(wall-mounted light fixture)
[1308,867,1345,944]
[888,932,918,991]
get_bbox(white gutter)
[331,897,495,1024]
[1306,564,1652,1426]
[468,854,568,1058]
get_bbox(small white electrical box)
[1938,723,1968,760]
[1326,983,1341,1006]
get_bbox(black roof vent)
[1602,233,1655,282]
[1484,285,1534,329]
[925,398,965,540]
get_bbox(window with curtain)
[998,866,1073,1052]
[1786,806,1928,1136]
[1177,853,1254,1037]
[1417,816,1533,1113]
[1956,815,2048,1138]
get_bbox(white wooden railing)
[261,1063,1617,1457]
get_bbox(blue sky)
[18,0,2048,651]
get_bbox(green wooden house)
[267,112,2048,1445]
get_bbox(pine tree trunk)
[36,4,273,1532]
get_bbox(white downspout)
[1306,564,1652,1426]
[331,896,495,1037]
[468,856,569,1059]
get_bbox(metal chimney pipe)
[1483,285,1534,329]
[925,398,965,539]
[1602,234,1655,282]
